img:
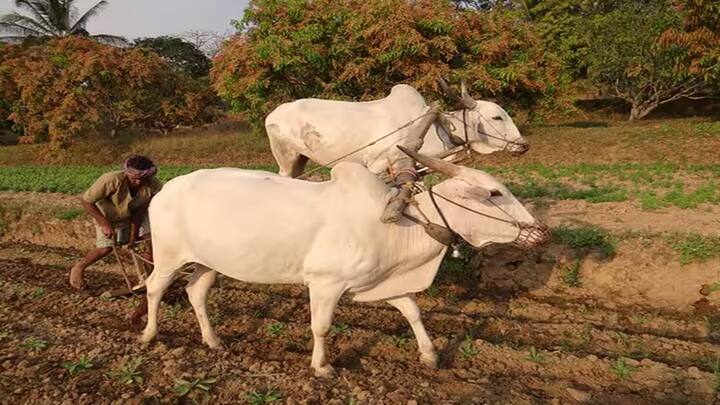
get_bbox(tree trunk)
[629,102,659,121]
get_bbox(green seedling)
[246,388,282,404]
[612,358,633,380]
[29,287,45,299]
[164,302,185,320]
[61,355,94,375]
[109,356,144,385]
[21,337,48,353]
[173,377,217,396]
[526,346,547,364]
[329,323,350,337]
[266,322,285,337]
[560,260,582,287]
[459,335,479,359]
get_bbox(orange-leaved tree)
[3,36,217,147]
[659,0,720,84]
[211,0,558,132]
[0,43,21,129]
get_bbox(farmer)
[69,155,162,290]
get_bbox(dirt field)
[1,188,719,404]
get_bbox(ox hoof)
[313,364,335,378]
[420,352,438,369]
[205,338,224,350]
[139,330,156,344]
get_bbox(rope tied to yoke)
[296,110,440,180]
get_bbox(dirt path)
[0,242,718,404]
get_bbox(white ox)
[265,84,528,178]
[140,149,548,376]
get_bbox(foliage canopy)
[212,0,559,131]
[1,37,218,148]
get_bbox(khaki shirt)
[82,171,163,225]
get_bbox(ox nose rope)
[477,114,527,151]
[449,110,527,152]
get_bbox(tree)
[181,30,233,58]
[452,0,509,10]
[2,37,218,147]
[585,0,719,120]
[659,0,720,85]
[0,0,125,45]
[519,0,637,80]
[134,36,211,78]
[212,0,558,131]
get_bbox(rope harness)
[297,111,439,180]
[443,110,527,153]
[402,185,549,250]
[112,239,153,296]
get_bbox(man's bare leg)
[69,247,112,289]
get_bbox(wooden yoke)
[380,104,440,223]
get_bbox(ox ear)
[397,145,462,177]
[464,185,503,201]
[466,185,492,200]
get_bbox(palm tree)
[0,0,126,45]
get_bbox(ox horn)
[460,80,477,109]
[437,76,458,99]
[397,145,462,177]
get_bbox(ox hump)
[330,163,389,197]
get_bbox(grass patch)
[490,162,720,209]
[0,164,277,194]
[560,260,582,287]
[54,208,84,221]
[553,225,616,259]
[508,181,628,203]
[668,233,720,265]
[707,357,720,393]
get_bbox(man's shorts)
[94,216,150,248]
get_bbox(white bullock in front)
[140,149,548,376]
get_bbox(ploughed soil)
[1,192,720,404]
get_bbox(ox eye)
[490,189,503,197]
[492,116,503,121]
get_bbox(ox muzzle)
[506,137,530,156]
[513,221,551,250]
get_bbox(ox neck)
[403,191,459,246]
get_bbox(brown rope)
[297,111,438,180]
[112,245,137,295]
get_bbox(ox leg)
[386,294,437,369]
[185,266,222,349]
[140,269,177,343]
[308,283,344,377]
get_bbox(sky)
[0,0,250,40]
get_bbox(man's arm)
[128,202,150,245]
[80,198,113,237]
